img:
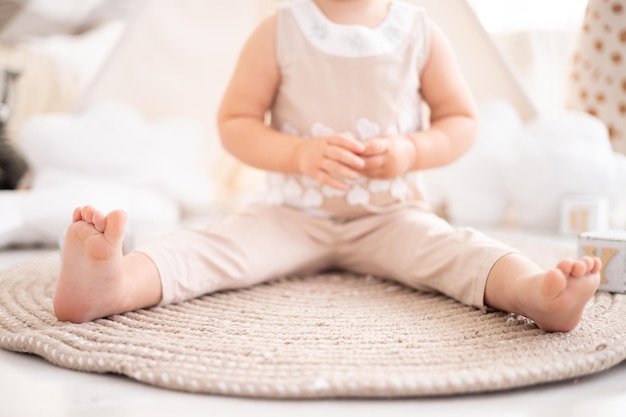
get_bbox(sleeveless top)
[266,0,431,219]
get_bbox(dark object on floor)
[0,68,28,189]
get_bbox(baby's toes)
[590,257,601,274]
[580,256,594,271]
[540,268,568,298]
[556,258,574,276]
[570,260,589,278]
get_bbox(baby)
[53,0,601,332]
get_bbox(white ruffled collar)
[281,0,417,57]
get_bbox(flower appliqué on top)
[267,118,418,209]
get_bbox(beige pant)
[137,205,516,307]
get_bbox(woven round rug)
[1,252,626,399]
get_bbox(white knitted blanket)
[1,235,625,398]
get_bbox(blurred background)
[1,0,624,248]
[469,0,588,113]
[0,0,590,141]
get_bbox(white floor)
[2,248,626,417]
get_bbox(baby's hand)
[295,135,365,190]
[359,136,416,179]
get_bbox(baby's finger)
[321,159,360,181]
[360,154,386,171]
[317,170,350,191]
[360,139,389,156]
[329,135,365,154]
[326,146,365,170]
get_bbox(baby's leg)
[140,205,336,306]
[54,206,162,323]
[337,208,600,332]
[484,254,601,332]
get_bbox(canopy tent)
[80,0,538,137]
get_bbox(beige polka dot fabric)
[566,0,626,154]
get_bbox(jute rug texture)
[1,236,626,398]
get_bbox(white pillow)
[20,101,217,215]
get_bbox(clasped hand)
[295,134,417,190]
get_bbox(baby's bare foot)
[54,206,128,323]
[525,257,601,332]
